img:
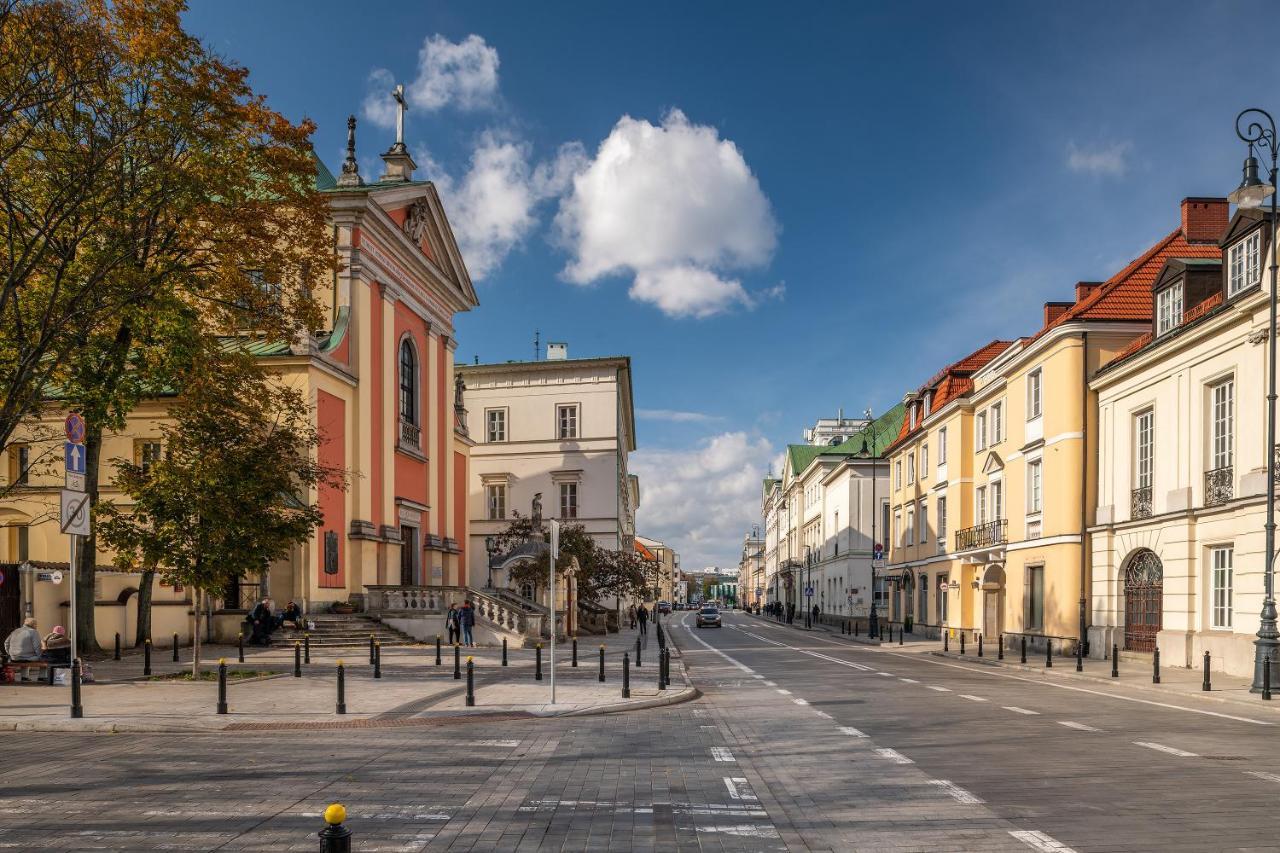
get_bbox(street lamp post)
[864,408,880,639]
[1229,108,1280,693]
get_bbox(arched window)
[399,339,418,426]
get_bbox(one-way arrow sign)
[65,442,86,475]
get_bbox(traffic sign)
[65,472,84,492]
[872,558,886,569]
[59,490,90,536]
[805,585,814,598]
[755,586,764,596]
[65,442,86,475]
[64,413,85,444]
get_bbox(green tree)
[97,351,343,675]
[493,514,648,606]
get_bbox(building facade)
[460,352,638,592]
[1090,205,1271,678]
[739,532,765,608]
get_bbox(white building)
[1091,207,1275,680]
[459,349,638,592]
[804,410,870,447]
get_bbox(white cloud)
[636,409,721,423]
[362,35,499,129]
[631,432,774,569]
[553,109,778,318]
[424,136,584,281]
[1066,140,1131,177]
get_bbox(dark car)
[696,606,722,628]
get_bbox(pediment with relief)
[981,452,1004,475]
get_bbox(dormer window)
[1156,283,1183,337]
[1228,230,1261,296]
[909,406,916,430]
[923,395,931,418]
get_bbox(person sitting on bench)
[248,598,275,646]
[42,626,71,666]
[4,618,43,682]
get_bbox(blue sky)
[186,0,1271,568]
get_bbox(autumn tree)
[97,351,342,675]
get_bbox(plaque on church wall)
[324,531,339,575]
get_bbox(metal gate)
[0,563,21,640]
[1124,549,1163,652]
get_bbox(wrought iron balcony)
[1205,466,1233,507]
[954,519,1007,551]
[399,418,422,450]
[1131,486,1152,519]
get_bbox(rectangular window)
[1212,546,1234,629]
[559,482,578,519]
[1211,379,1234,470]
[938,427,948,464]
[1135,410,1154,489]
[895,461,902,489]
[921,444,929,479]
[138,441,162,476]
[881,502,891,548]
[10,444,29,486]
[16,526,27,562]
[919,575,928,624]
[917,500,927,543]
[893,510,901,548]
[991,481,1003,520]
[905,506,915,546]
[1026,565,1045,630]
[1156,284,1183,336]
[1028,369,1043,420]
[485,484,506,521]
[1229,230,1262,296]
[936,496,947,551]
[556,404,579,440]
[486,409,506,443]
[923,395,931,417]
[976,412,987,451]
[1027,460,1042,514]
[976,486,987,524]
[907,453,915,484]
[991,401,1003,444]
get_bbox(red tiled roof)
[885,339,1014,451]
[1108,290,1226,364]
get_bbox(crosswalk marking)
[874,748,913,764]
[1134,741,1197,757]
[929,779,983,804]
[1010,829,1078,851]
[1058,721,1100,732]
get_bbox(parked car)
[657,601,672,614]
[696,606,722,628]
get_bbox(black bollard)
[635,637,642,668]
[436,634,442,666]
[144,638,152,676]
[622,652,631,698]
[318,804,352,853]
[113,632,121,661]
[1046,642,1053,668]
[855,621,860,637]
[454,644,461,680]
[1153,646,1161,684]
[69,658,82,719]
[238,631,244,663]
[466,657,475,707]
[368,633,376,665]
[336,661,347,714]
[572,637,578,667]
[599,645,606,682]
[1264,656,1273,701]
[960,632,965,655]
[374,642,382,679]
[1202,651,1211,691]
[998,634,1004,661]
[1111,644,1119,678]
[1076,639,1084,672]
[172,632,179,663]
[502,637,508,667]
[898,626,903,646]
[944,631,949,652]
[536,643,543,681]
[978,634,984,658]
[304,633,311,665]
[294,641,302,677]
[1021,636,1027,664]
[658,648,668,691]
[216,658,228,714]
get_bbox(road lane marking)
[839,726,868,737]
[1134,741,1197,757]
[1003,706,1039,715]
[927,685,951,692]
[1058,721,1100,732]
[764,681,777,687]
[683,625,756,674]
[929,780,983,804]
[776,689,792,695]
[876,672,894,677]
[751,674,764,679]
[1246,770,1280,784]
[958,694,987,702]
[710,747,735,762]
[1010,829,1078,852]
[793,698,809,705]
[813,710,832,719]
[899,678,919,683]
[723,777,758,801]
[874,748,913,764]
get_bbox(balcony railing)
[1131,486,1152,519]
[1205,466,1233,507]
[954,519,1007,551]
[399,418,421,450]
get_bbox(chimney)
[1181,197,1228,243]
[1074,281,1102,304]
[547,342,568,360]
[1043,301,1073,327]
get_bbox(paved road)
[1,611,1277,851]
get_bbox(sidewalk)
[0,620,695,732]
[749,611,1280,718]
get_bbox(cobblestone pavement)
[3,611,1279,851]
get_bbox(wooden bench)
[4,659,70,685]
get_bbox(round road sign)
[65,413,85,444]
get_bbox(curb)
[553,685,701,717]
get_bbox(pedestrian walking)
[628,604,637,629]
[460,600,476,647]
[446,603,460,646]
[637,604,649,636]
